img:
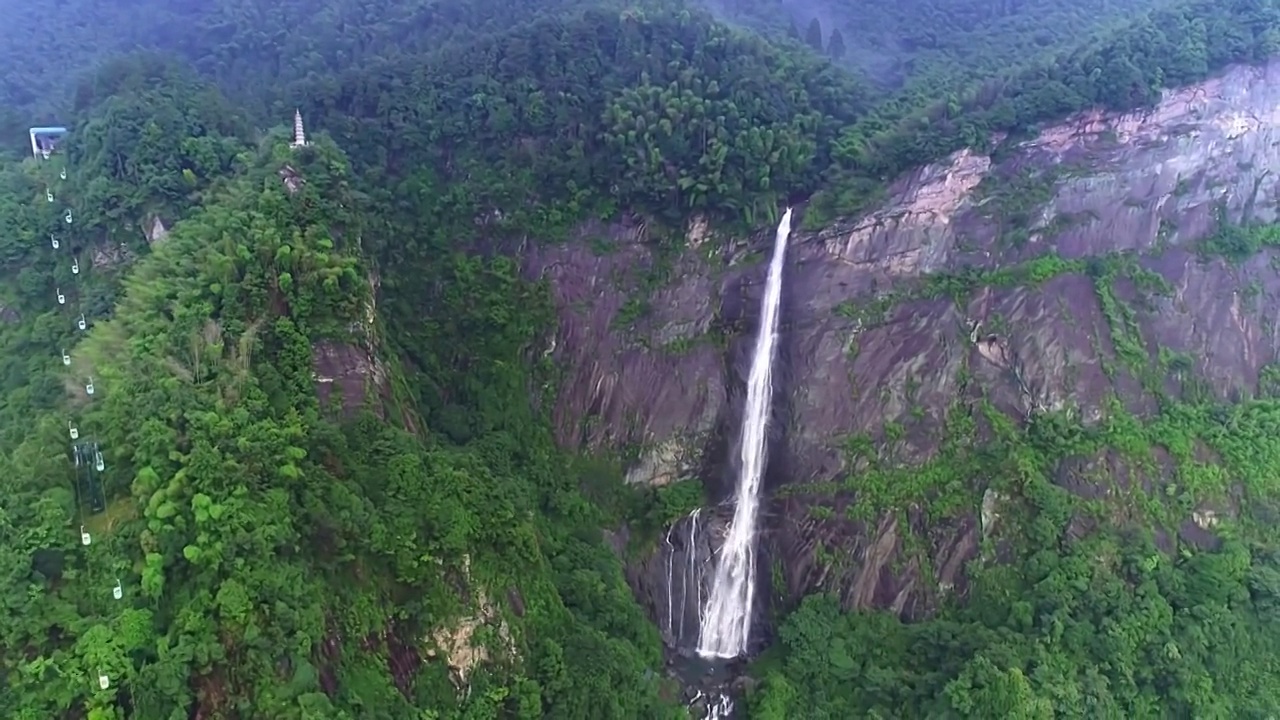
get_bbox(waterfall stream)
[661,508,705,644]
[696,208,793,659]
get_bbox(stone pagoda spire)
[291,109,308,148]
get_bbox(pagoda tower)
[291,110,308,148]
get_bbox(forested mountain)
[709,0,1178,90]
[0,0,620,151]
[2,0,1280,717]
[1,63,683,718]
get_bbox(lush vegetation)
[720,0,1175,92]
[0,0,613,134]
[290,0,1280,231]
[8,0,1280,225]
[758,211,1280,715]
[0,60,681,718]
[3,0,1280,717]
[754,534,1280,717]
[762,377,1280,716]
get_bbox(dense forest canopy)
[708,0,1179,90]
[1,0,1280,717]
[0,68,686,718]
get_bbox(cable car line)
[34,129,118,694]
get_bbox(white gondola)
[61,349,70,366]
[68,421,78,440]
[57,287,65,304]
[46,189,53,202]
[94,450,104,472]
[112,579,123,600]
[77,313,86,331]
[50,234,58,249]
[97,674,109,690]
[64,209,72,224]
[71,257,79,274]
[85,377,94,395]
[60,168,67,180]
[80,526,91,546]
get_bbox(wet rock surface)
[524,218,732,488]
[524,58,1280,634]
[313,270,398,422]
[312,340,387,418]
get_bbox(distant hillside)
[0,0,613,145]
[702,0,1170,88]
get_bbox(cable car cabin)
[28,126,68,160]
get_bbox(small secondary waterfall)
[696,207,793,659]
[695,690,735,719]
[661,508,707,644]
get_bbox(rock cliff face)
[524,58,1280,649]
[312,269,392,420]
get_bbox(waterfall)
[683,509,702,640]
[664,523,676,637]
[694,690,735,719]
[696,208,793,659]
[660,508,706,645]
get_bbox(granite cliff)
[524,57,1280,651]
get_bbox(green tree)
[828,28,847,60]
[805,17,825,52]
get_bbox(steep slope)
[533,55,1280,715]
[4,0,1280,717]
[710,0,1168,90]
[226,1,1280,714]
[0,0,604,106]
[0,65,682,718]
[0,58,247,446]
[0,0,626,155]
[803,0,1280,223]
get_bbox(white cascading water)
[696,207,793,659]
[663,508,704,642]
[694,690,734,719]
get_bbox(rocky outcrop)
[143,215,168,244]
[91,241,133,270]
[524,58,1280,639]
[426,556,513,688]
[524,219,732,487]
[312,271,391,420]
[311,340,387,417]
[279,165,305,194]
